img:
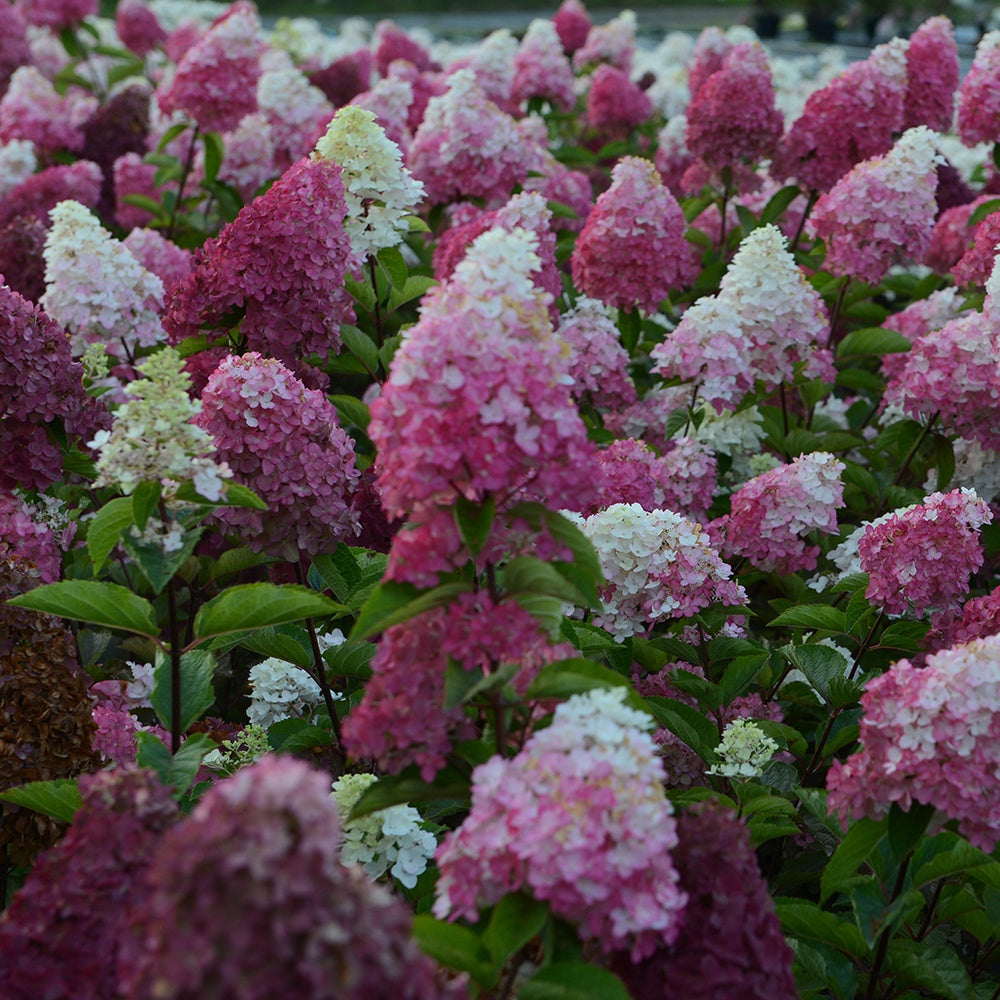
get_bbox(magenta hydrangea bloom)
[651,224,833,411]
[408,69,529,207]
[195,353,360,560]
[771,39,907,192]
[552,0,591,55]
[157,1,264,134]
[112,151,159,230]
[164,156,355,373]
[585,63,652,136]
[903,16,959,132]
[0,160,103,232]
[951,209,1000,288]
[924,194,998,275]
[926,584,1000,654]
[714,452,845,574]
[0,490,66,582]
[828,635,1000,852]
[16,0,95,30]
[123,227,192,297]
[611,802,797,999]
[571,156,690,314]
[858,489,992,617]
[687,26,732,100]
[0,767,178,1000]
[435,688,687,961]
[373,19,438,77]
[809,127,941,285]
[0,67,97,154]
[880,286,966,383]
[957,31,1000,146]
[120,756,457,1000]
[310,48,373,108]
[0,4,29,97]
[0,281,108,490]
[512,18,576,111]
[573,9,636,72]
[0,215,44,302]
[685,41,782,169]
[115,0,166,56]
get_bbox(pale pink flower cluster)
[0,67,97,154]
[715,452,845,574]
[651,224,833,411]
[572,503,747,638]
[571,156,690,314]
[880,287,966,382]
[686,26,732,100]
[0,490,64,583]
[573,9,636,71]
[956,30,1000,146]
[827,635,1000,852]
[157,1,265,134]
[256,61,333,168]
[458,28,518,111]
[858,488,992,616]
[903,16,959,132]
[511,18,576,111]
[435,688,687,960]
[408,70,529,207]
[809,127,942,285]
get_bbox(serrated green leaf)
[770,604,846,631]
[268,720,333,753]
[0,778,82,824]
[888,800,935,862]
[503,556,590,607]
[323,639,374,680]
[351,580,469,641]
[885,941,974,1000]
[194,583,345,639]
[524,657,632,702]
[412,916,495,987]
[844,587,875,637]
[777,899,869,957]
[719,652,768,703]
[520,962,631,1000]
[454,494,495,557]
[761,184,802,225]
[837,327,912,358]
[239,625,314,668]
[310,545,361,602]
[912,834,995,888]
[201,130,224,184]
[131,480,161,531]
[484,893,549,964]
[6,581,158,637]
[329,393,371,431]
[643,696,720,761]
[121,523,204,595]
[349,767,471,820]
[150,648,216,734]
[377,244,408,289]
[783,643,849,702]
[174,481,267,509]
[340,324,379,373]
[821,817,887,903]
[388,274,436,310]
[136,731,215,797]
[87,496,135,571]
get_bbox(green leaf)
[201,130,224,184]
[777,899,869,957]
[912,834,995,888]
[885,941,974,1000]
[340,324,379,374]
[0,778,82,824]
[310,545,362,602]
[503,556,589,607]
[87,496,135,571]
[351,580,469,642]
[131,480,161,531]
[524,658,632,701]
[239,625,314,668]
[156,121,189,153]
[484,893,549,964]
[454,494,496,557]
[267,719,333,753]
[174,481,267,509]
[377,244,408,289]
[150,648,216,734]
[719,652,768,703]
[888,801,936,862]
[520,962,632,1000]
[643,696,720,761]
[836,326,912,358]
[821,817,887,903]
[193,583,346,640]
[6,581,158,637]
[121,523,204,595]
[349,767,471,820]
[136,731,216,797]
[388,274,436,310]
[770,604,846,631]
[323,639,375,680]
[783,643,850,702]
[761,184,802,225]
[412,916,495,987]
[329,394,371,431]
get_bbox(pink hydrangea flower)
[350,75,414,150]
[257,62,333,169]
[0,160,103,233]
[115,0,166,56]
[858,488,992,616]
[573,9,636,71]
[434,688,687,961]
[827,635,1000,852]
[903,16,959,132]
[957,30,1000,146]
[408,69,529,207]
[0,4,29,98]
[571,156,690,314]
[195,353,360,560]
[112,152,159,230]
[373,20,438,77]
[809,126,942,285]
[924,194,998,274]
[512,18,576,111]
[164,156,355,374]
[16,0,95,30]
[157,1,265,134]
[655,115,695,196]
[122,228,192,297]
[585,63,652,136]
[552,0,591,55]
[713,452,845,574]
[771,39,907,192]
[926,584,1000,655]
[0,67,97,154]
[686,26,732,100]
[685,41,782,169]
[651,224,833,411]
[0,491,64,583]
[951,208,1000,288]
[880,287,966,383]
[310,47,373,108]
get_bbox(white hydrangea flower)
[685,403,766,483]
[203,725,271,775]
[41,200,165,361]
[88,346,231,500]
[125,661,155,706]
[246,657,324,729]
[0,138,36,198]
[313,104,424,261]
[466,28,518,104]
[257,58,332,161]
[332,773,438,889]
[709,718,779,778]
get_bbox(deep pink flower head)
[0,160,102,233]
[157,1,265,134]
[926,584,1000,656]
[435,689,686,960]
[15,0,95,30]
[924,194,996,274]
[408,69,529,207]
[585,63,651,136]
[195,353,360,560]
[115,0,167,56]
[957,31,1000,145]
[611,802,797,999]
[0,67,97,154]
[828,635,1000,852]
[883,311,1000,451]
[123,228,192,297]
[951,208,1000,288]
[771,38,907,192]
[903,16,959,131]
[714,451,845,574]
[164,156,354,373]
[0,281,108,490]
[0,3,29,98]
[685,41,782,169]
[0,215,44,302]
[687,26,732,100]
[512,18,576,111]
[553,0,591,55]
[651,224,833,411]
[880,286,966,383]
[371,227,597,522]
[571,156,690,314]
[374,20,438,77]
[809,126,941,285]
[113,152,159,230]
[858,489,992,616]
[120,756,458,1000]
[310,48,373,108]
[0,767,178,1000]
